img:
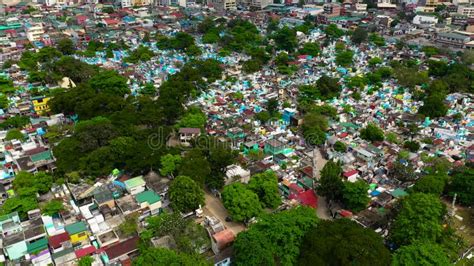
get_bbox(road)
[202,191,245,235]
[313,148,332,220]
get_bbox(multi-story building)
[25,23,44,42]
[250,0,272,10]
[208,0,237,11]
[323,3,341,16]
[31,96,51,115]
[436,32,470,48]
[121,0,132,7]
[458,5,474,18]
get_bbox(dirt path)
[202,191,245,235]
[313,148,332,220]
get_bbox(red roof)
[104,236,139,260]
[339,132,349,138]
[288,183,304,194]
[48,232,70,249]
[75,246,96,258]
[295,190,318,208]
[343,169,358,178]
[103,18,119,25]
[339,209,353,217]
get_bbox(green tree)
[119,213,139,236]
[351,27,368,44]
[248,171,281,209]
[160,154,182,177]
[5,129,24,141]
[391,161,417,182]
[298,219,391,266]
[368,57,383,67]
[178,107,206,129]
[41,200,64,216]
[333,141,347,152]
[369,33,385,46]
[392,241,450,266]
[272,26,298,52]
[447,167,474,206]
[0,196,38,219]
[133,248,209,265]
[419,93,448,118]
[178,149,211,186]
[412,174,447,195]
[169,176,205,213]
[317,160,344,201]
[207,142,237,189]
[360,123,384,142]
[342,180,370,212]
[336,50,354,67]
[299,42,320,56]
[390,193,446,246]
[78,256,94,266]
[233,207,318,266]
[56,38,75,55]
[302,112,328,146]
[13,171,53,195]
[404,140,420,152]
[88,70,129,96]
[222,183,262,222]
[325,24,344,39]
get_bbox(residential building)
[124,176,146,195]
[64,221,89,246]
[31,96,50,115]
[25,23,44,42]
[458,5,474,18]
[179,128,200,146]
[436,32,471,48]
[135,190,162,218]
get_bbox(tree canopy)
[169,176,205,213]
[222,182,262,222]
[342,180,370,212]
[233,207,318,266]
[317,160,344,202]
[392,241,450,266]
[360,123,384,142]
[248,171,281,209]
[298,219,391,266]
[390,193,446,246]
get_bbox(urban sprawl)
[0,0,472,265]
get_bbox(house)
[225,164,250,184]
[48,231,71,253]
[0,212,22,237]
[343,169,359,182]
[103,236,139,264]
[31,96,50,115]
[135,190,162,218]
[211,229,235,254]
[96,230,120,248]
[64,221,89,246]
[51,247,76,265]
[179,128,200,146]
[3,232,27,260]
[124,176,146,195]
[264,139,285,155]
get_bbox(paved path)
[312,148,332,220]
[202,191,245,235]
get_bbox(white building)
[122,0,132,8]
[25,23,44,42]
[458,5,474,18]
[412,14,439,26]
[208,0,236,11]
